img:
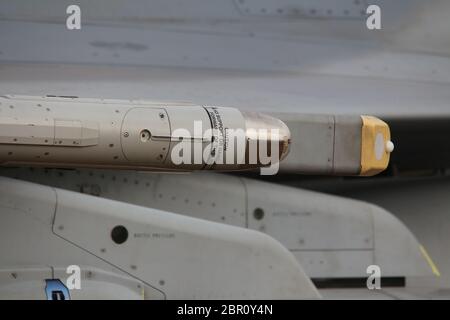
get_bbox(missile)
[0,95,290,172]
[0,95,393,175]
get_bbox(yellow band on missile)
[360,116,392,176]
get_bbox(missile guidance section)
[277,114,393,176]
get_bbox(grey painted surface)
[1,62,450,119]
[276,114,362,175]
[1,0,450,119]
[301,176,450,291]
[0,175,319,299]
[0,168,432,279]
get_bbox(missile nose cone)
[242,112,291,162]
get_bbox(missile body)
[0,95,392,175]
[0,95,290,172]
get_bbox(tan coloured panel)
[121,108,170,163]
[0,95,288,172]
